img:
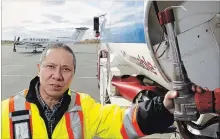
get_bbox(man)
[1,43,192,139]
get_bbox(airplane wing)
[15,42,44,47]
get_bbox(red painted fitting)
[164,9,175,23]
[195,90,214,113]
[158,12,165,25]
[158,9,175,25]
[214,88,220,113]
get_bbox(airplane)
[93,0,220,139]
[13,27,89,53]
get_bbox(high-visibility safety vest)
[2,89,146,139]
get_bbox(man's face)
[37,48,75,98]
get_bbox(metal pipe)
[158,7,199,121]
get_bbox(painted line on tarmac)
[2,75,96,79]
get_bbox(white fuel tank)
[144,1,220,90]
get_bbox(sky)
[1,0,113,41]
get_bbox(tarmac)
[1,44,175,139]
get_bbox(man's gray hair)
[39,43,76,73]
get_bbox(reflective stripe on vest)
[120,105,145,139]
[8,89,84,139]
[65,92,84,139]
[9,89,33,139]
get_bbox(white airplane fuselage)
[16,37,76,48]
[13,27,88,52]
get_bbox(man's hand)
[163,91,178,114]
[191,85,209,93]
[163,85,208,113]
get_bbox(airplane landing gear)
[13,49,16,52]
[33,47,37,53]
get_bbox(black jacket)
[137,96,175,135]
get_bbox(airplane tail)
[71,27,89,42]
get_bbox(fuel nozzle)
[158,6,199,121]
[172,63,199,121]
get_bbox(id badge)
[11,110,32,139]
[14,122,30,139]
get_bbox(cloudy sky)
[2,0,113,40]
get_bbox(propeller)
[17,37,20,42]
[13,36,21,52]
[13,36,16,52]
